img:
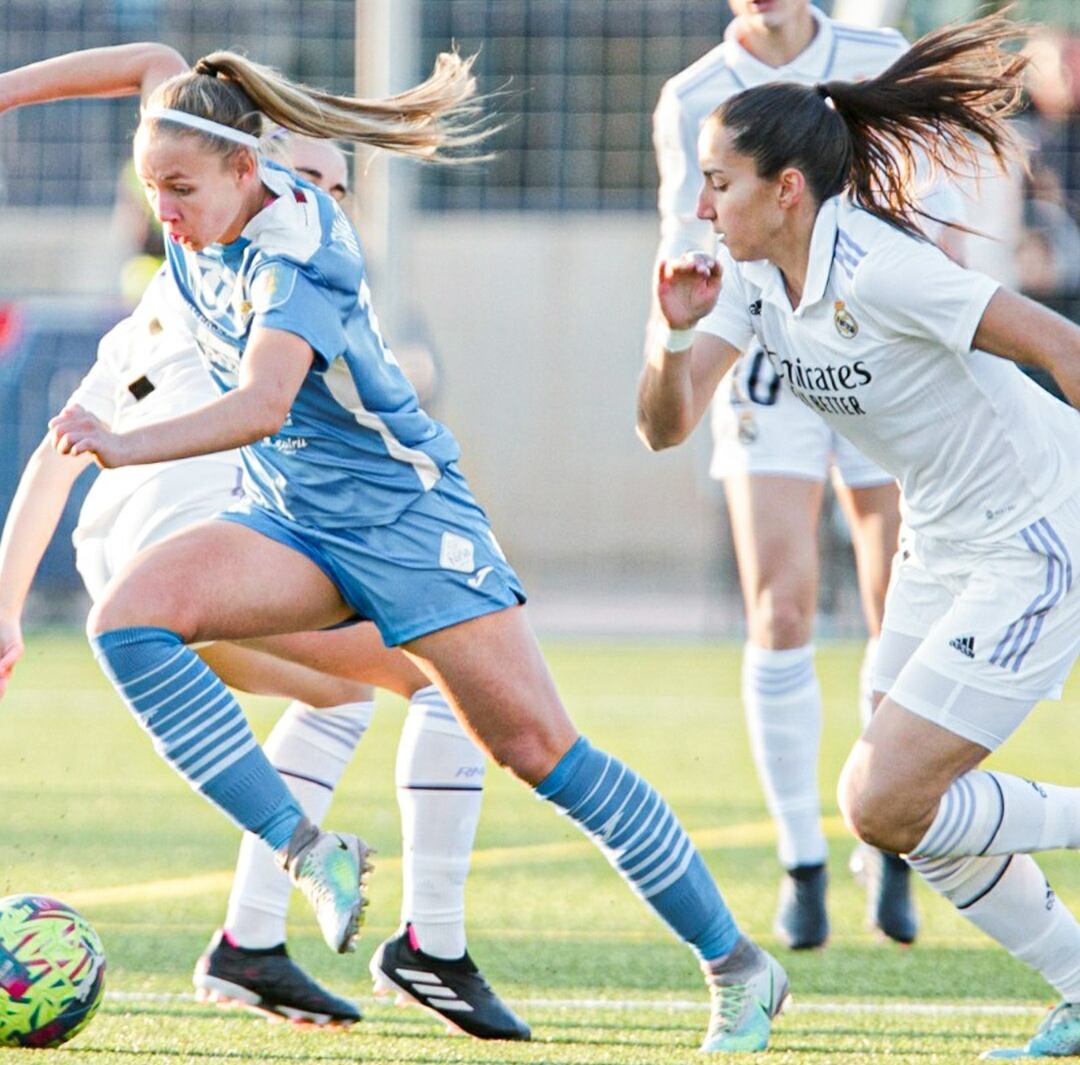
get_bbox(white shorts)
[873,491,1080,749]
[74,460,243,601]
[709,347,893,487]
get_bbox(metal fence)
[416,0,735,211]
[0,0,355,208]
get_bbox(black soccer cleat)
[773,863,829,950]
[871,851,918,945]
[193,929,361,1026]
[370,925,531,1040]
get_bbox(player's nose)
[695,185,715,221]
[155,194,180,224]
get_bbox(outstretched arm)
[50,326,315,467]
[973,289,1080,409]
[636,253,741,451]
[0,438,93,695]
[0,42,187,111]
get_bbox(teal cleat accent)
[701,940,790,1053]
[981,1002,1080,1059]
[279,818,374,954]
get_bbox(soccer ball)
[0,894,106,1047]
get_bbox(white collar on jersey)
[236,158,322,261]
[721,5,835,89]
[739,195,840,315]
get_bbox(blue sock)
[91,626,303,851]
[535,736,739,962]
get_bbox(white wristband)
[658,323,695,353]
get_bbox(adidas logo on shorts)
[949,635,975,659]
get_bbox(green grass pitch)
[1,631,1077,1063]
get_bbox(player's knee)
[839,774,922,854]
[749,597,813,648]
[486,725,573,787]
[87,584,195,643]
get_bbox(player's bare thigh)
[88,519,352,643]
[834,479,901,637]
[240,624,430,699]
[724,472,825,648]
[198,640,375,709]
[403,604,578,786]
[838,695,988,855]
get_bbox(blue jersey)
[165,160,459,528]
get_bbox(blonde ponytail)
[145,49,496,163]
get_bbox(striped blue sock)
[535,736,739,962]
[91,626,303,851]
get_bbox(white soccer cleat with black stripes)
[369,924,530,1040]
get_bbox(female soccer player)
[649,0,968,949]
[0,42,783,1052]
[0,170,526,1039]
[638,14,1080,1058]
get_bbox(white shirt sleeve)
[853,237,1000,356]
[653,85,714,262]
[695,252,756,352]
[65,325,129,426]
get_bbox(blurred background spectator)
[1018,30,1080,301]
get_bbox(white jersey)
[70,270,241,536]
[653,5,960,262]
[697,195,1080,543]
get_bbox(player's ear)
[227,146,259,184]
[777,167,806,210]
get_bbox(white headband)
[142,107,260,148]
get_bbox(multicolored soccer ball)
[0,895,106,1047]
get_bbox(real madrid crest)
[737,410,758,445]
[834,299,858,339]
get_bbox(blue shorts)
[216,465,526,646]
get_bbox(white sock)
[913,769,1080,859]
[911,852,1080,1000]
[858,636,879,729]
[742,643,827,868]
[397,686,484,960]
[224,699,374,948]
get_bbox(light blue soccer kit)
[166,161,524,645]
[93,161,739,964]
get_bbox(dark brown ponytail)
[711,11,1030,238]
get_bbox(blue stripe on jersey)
[834,230,867,279]
[832,27,905,48]
[822,34,840,80]
[834,250,857,279]
[834,243,860,279]
[837,229,867,259]
[991,519,1074,671]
